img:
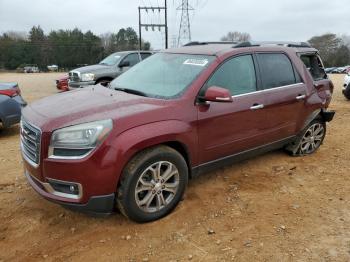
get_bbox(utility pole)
[177,0,194,47]
[138,0,169,50]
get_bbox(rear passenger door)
[256,53,307,143]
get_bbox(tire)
[286,119,326,156]
[343,84,350,100]
[96,79,111,87]
[116,146,188,223]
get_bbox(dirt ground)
[0,73,349,262]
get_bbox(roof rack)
[184,41,238,46]
[232,41,312,48]
[183,41,312,48]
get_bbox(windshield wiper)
[99,62,109,66]
[114,87,148,97]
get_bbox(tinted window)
[141,53,152,60]
[258,53,296,89]
[300,54,326,81]
[204,55,257,96]
[122,53,140,67]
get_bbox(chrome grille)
[69,71,80,82]
[20,120,41,166]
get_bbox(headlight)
[49,119,113,159]
[81,73,95,82]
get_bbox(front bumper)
[24,169,115,216]
[68,80,95,89]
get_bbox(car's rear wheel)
[116,146,188,223]
[286,119,326,156]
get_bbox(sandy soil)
[0,73,349,262]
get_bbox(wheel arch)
[95,77,114,85]
[111,120,197,189]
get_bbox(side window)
[122,53,140,67]
[257,53,296,89]
[204,55,257,96]
[140,53,152,60]
[300,54,326,81]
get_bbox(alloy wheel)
[300,123,325,154]
[135,161,180,213]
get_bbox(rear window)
[257,53,297,90]
[300,54,326,81]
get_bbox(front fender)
[110,120,197,184]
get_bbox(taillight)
[0,88,19,97]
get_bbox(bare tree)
[220,31,251,42]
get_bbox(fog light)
[48,180,80,196]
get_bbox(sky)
[0,0,349,49]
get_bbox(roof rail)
[233,41,312,48]
[184,41,238,47]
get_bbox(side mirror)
[200,86,233,103]
[119,61,130,68]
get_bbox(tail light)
[0,87,20,97]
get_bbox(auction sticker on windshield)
[183,59,209,67]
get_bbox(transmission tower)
[177,0,194,47]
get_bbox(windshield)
[110,53,215,99]
[99,53,122,66]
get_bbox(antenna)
[177,0,194,47]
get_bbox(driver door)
[197,54,267,164]
[119,53,141,74]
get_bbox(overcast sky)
[0,0,349,49]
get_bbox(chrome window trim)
[232,82,305,98]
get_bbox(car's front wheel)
[116,146,188,223]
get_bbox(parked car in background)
[56,74,69,92]
[24,65,39,73]
[332,66,350,74]
[343,73,350,100]
[21,42,335,222]
[0,82,27,129]
[68,51,153,89]
[325,67,337,74]
[47,65,59,72]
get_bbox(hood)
[72,64,112,74]
[22,86,169,132]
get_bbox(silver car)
[68,51,153,89]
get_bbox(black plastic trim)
[53,194,115,217]
[321,110,335,122]
[192,136,295,176]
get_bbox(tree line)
[0,26,150,70]
[221,31,350,67]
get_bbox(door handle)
[250,104,264,110]
[296,94,306,100]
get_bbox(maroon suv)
[21,42,335,222]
